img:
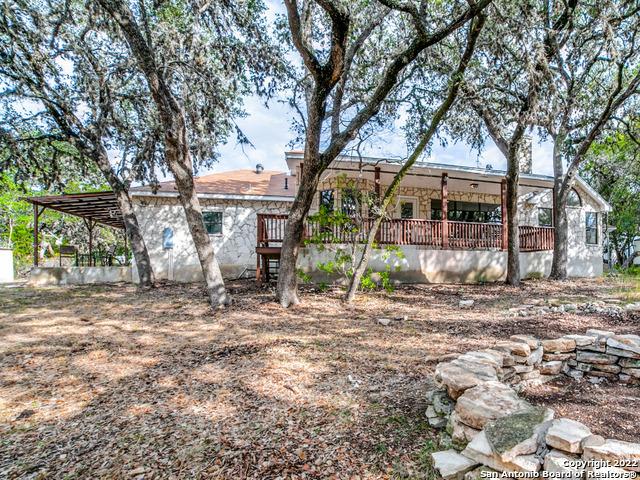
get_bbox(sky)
[214,92,556,177]
[211,0,556,179]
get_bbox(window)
[431,200,501,223]
[585,212,598,245]
[203,211,223,235]
[341,189,359,217]
[400,201,415,219]
[567,189,581,207]
[538,208,553,227]
[319,189,334,212]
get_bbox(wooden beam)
[441,173,449,249]
[501,179,508,251]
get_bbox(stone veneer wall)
[427,330,640,479]
[132,195,291,281]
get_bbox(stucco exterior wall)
[29,266,132,286]
[0,249,14,283]
[132,196,290,282]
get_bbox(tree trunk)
[550,187,569,279]
[277,88,326,308]
[505,153,520,286]
[550,134,568,280]
[97,0,228,306]
[345,215,381,303]
[166,119,229,307]
[92,146,155,288]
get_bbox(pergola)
[24,191,125,266]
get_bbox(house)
[127,150,611,284]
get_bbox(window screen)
[431,200,501,223]
[319,189,334,212]
[203,211,223,235]
[538,208,553,227]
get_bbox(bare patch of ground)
[0,278,638,479]
[523,378,640,443]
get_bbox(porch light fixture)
[470,183,479,189]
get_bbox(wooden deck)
[255,214,555,282]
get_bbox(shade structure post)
[33,203,39,266]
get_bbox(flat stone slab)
[455,381,531,430]
[542,338,576,353]
[544,449,584,478]
[435,358,499,399]
[576,351,619,365]
[563,334,595,347]
[462,431,541,473]
[449,411,481,447]
[510,335,540,349]
[546,418,592,454]
[583,438,640,472]
[432,450,479,480]
[607,335,640,355]
[495,341,530,357]
[484,406,554,461]
[540,360,563,375]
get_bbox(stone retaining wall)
[427,330,640,479]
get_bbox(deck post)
[374,166,381,243]
[83,218,95,266]
[501,179,508,251]
[441,173,449,249]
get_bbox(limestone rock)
[513,364,534,373]
[583,438,640,472]
[586,329,615,338]
[619,358,640,368]
[575,351,618,365]
[463,466,497,480]
[435,359,499,400]
[462,431,541,473]
[450,411,481,447]
[459,299,475,308]
[543,352,576,362]
[545,418,592,454]
[540,361,563,375]
[431,450,479,480]
[484,406,554,461]
[495,341,531,357]
[606,346,640,359]
[621,368,640,379]
[458,352,503,372]
[455,381,530,430]
[606,335,640,356]
[542,338,576,353]
[565,369,584,380]
[378,318,392,326]
[510,335,540,349]
[483,348,515,367]
[563,334,595,347]
[543,449,583,479]
[526,347,544,366]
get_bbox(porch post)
[33,203,40,266]
[501,179,508,250]
[374,166,381,243]
[441,173,449,249]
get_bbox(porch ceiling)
[25,191,124,229]
[325,160,553,196]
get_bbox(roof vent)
[255,163,264,174]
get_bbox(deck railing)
[257,214,554,251]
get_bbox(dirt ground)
[1,278,639,479]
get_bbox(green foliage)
[302,178,404,292]
[584,127,640,267]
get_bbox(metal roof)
[24,191,124,229]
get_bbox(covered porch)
[256,165,556,282]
